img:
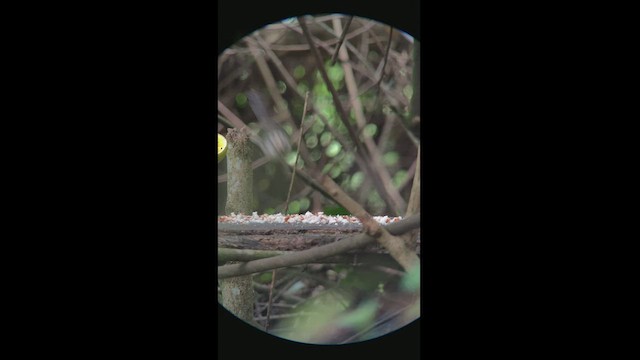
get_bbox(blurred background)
[218,14,420,217]
[218,14,421,344]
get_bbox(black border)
[26,0,608,356]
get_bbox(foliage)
[218,14,421,344]
[263,264,420,344]
[218,14,419,216]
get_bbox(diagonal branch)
[330,15,354,65]
[297,16,362,152]
[321,175,420,271]
[298,16,404,216]
[219,248,409,270]
[332,18,406,215]
[217,213,420,279]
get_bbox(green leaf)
[392,170,408,187]
[305,133,318,149]
[326,141,342,157]
[293,65,306,79]
[323,205,350,215]
[283,124,293,136]
[363,123,378,137]
[320,132,333,147]
[329,166,342,178]
[350,171,364,190]
[277,80,287,94]
[400,264,421,292]
[337,300,378,330]
[287,201,300,214]
[340,268,391,292]
[235,93,247,108]
[256,272,273,283]
[326,63,344,83]
[383,151,400,166]
[311,119,325,134]
[285,152,297,166]
[298,197,310,211]
[297,82,309,94]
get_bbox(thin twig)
[365,27,398,125]
[217,101,248,129]
[284,91,309,214]
[371,26,395,112]
[330,15,354,65]
[376,27,394,89]
[266,20,376,52]
[265,269,277,332]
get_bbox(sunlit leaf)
[285,152,297,166]
[287,201,300,214]
[326,141,342,157]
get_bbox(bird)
[246,89,291,160]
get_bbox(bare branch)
[217,213,420,279]
[330,15,354,65]
[299,16,405,216]
[219,248,408,270]
[332,18,406,215]
[284,91,310,213]
[321,176,420,271]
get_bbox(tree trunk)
[219,127,258,326]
